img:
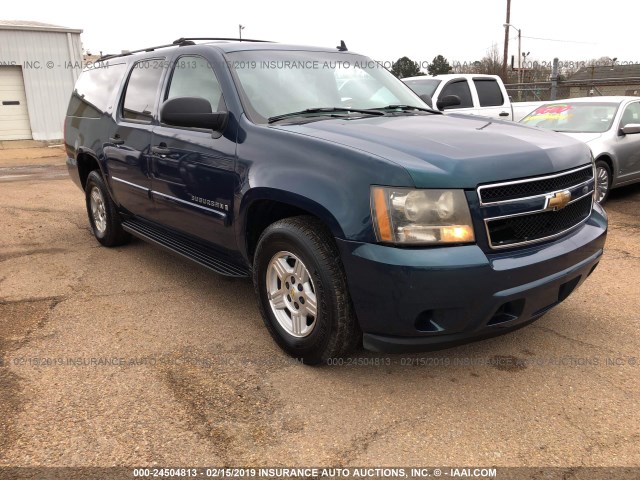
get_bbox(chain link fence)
[503,61,640,101]
[506,81,640,102]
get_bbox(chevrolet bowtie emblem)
[548,190,572,210]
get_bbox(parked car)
[520,97,640,203]
[65,38,607,364]
[402,74,544,121]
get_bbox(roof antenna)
[337,40,348,52]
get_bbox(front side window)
[620,102,640,128]
[227,50,426,123]
[122,59,165,122]
[440,80,473,109]
[166,56,225,112]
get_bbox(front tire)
[595,160,612,204]
[253,216,360,365]
[85,170,131,247]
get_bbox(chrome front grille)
[478,165,595,249]
[486,195,593,247]
[479,166,594,204]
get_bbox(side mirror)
[436,95,461,111]
[620,123,640,135]
[160,97,227,131]
[419,94,433,108]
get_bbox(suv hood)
[275,113,591,188]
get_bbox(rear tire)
[252,216,361,365]
[85,170,131,247]
[595,160,611,204]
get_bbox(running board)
[121,218,250,278]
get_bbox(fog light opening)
[558,276,581,303]
[488,299,525,326]
[414,310,444,333]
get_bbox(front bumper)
[337,204,607,353]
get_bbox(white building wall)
[0,29,82,140]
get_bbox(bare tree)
[452,60,482,74]
[451,44,506,78]
[478,43,504,78]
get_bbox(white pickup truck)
[403,74,542,122]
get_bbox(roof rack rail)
[97,37,272,62]
[97,41,186,62]
[172,37,272,44]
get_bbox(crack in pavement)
[610,222,640,232]
[604,248,640,260]
[0,205,72,214]
[331,415,421,466]
[530,324,619,355]
[0,248,69,263]
[156,346,291,465]
[0,295,66,462]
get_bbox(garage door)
[0,67,32,140]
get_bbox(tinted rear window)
[474,78,504,107]
[67,63,127,118]
[122,60,165,122]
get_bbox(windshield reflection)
[228,51,426,123]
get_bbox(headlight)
[371,186,475,245]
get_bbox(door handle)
[499,111,510,117]
[151,145,171,156]
[109,135,125,145]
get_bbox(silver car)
[521,96,640,203]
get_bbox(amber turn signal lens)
[372,187,392,242]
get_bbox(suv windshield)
[227,50,427,123]
[521,102,619,133]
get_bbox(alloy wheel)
[266,251,318,337]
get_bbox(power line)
[521,35,596,45]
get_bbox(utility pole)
[502,0,511,80]
[239,24,245,40]
[521,51,530,83]
[550,57,559,101]
[517,28,521,84]
[504,22,522,97]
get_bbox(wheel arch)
[76,150,103,190]
[238,188,345,263]
[594,153,615,182]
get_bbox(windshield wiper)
[373,104,441,114]
[268,107,385,124]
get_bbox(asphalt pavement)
[0,152,638,472]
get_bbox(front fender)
[234,118,415,253]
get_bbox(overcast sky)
[4,0,637,68]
